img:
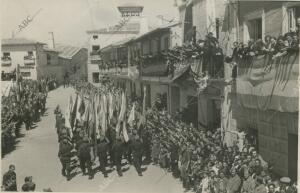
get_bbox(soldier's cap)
[280,177,291,184]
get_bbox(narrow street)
[1,86,186,193]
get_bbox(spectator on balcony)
[231,42,239,61]
[213,42,224,78]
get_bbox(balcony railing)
[1,57,12,66]
[90,54,101,64]
[90,50,100,56]
[24,56,35,65]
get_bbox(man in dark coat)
[107,125,116,166]
[78,137,93,179]
[58,139,73,181]
[113,135,124,177]
[2,165,17,191]
[97,136,109,178]
[131,131,143,176]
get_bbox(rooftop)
[1,38,46,46]
[134,22,180,41]
[101,37,135,52]
[87,22,141,34]
[118,2,143,8]
[54,44,85,59]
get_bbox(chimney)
[48,32,55,49]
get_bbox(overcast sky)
[1,0,179,47]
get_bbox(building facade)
[1,38,62,81]
[86,3,149,86]
[222,0,299,179]
[55,44,88,81]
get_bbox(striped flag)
[138,86,147,128]
[127,103,135,127]
[122,122,129,142]
[70,93,78,130]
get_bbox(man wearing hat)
[280,177,295,193]
[58,139,73,181]
[97,135,109,178]
[77,136,93,179]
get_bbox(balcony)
[90,54,102,64]
[24,56,35,66]
[1,57,12,67]
[90,50,100,56]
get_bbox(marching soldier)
[113,135,124,177]
[97,135,109,178]
[58,139,73,181]
[77,136,93,179]
[131,130,143,176]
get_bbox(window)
[3,52,10,59]
[28,51,33,56]
[21,72,31,77]
[248,18,262,41]
[92,72,100,83]
[288,7,300,32]
[47,54,51,65]
[93,35,98,40]
[92,45,100,51]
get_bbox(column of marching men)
[55,80,297,193]
[55,80,147,181]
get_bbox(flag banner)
[138,86,147,127]
[99,94,107,136]
[70,93,78,129]
[108,92,114,121]
[122,122,129,142]
[118,92,127,122]
[76,95,82,122]
[65,96,72,131]
[235,52,299,112]
[127,103,135,127]
[78,96,86,118]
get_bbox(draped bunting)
[235,52,299,112]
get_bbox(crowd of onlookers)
[1,79,48,155]
[146,108,298,193]
[228,31,299,63]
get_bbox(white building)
[1,38,62,82]
[86,3,149,85]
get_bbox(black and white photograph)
[1,0,299,192]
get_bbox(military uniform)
[78,139,93,179]
[58,140,73,180]
[107,127,116,166]
[113,137,124,176]
[131,135,143,176]
[97,138,108,177]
